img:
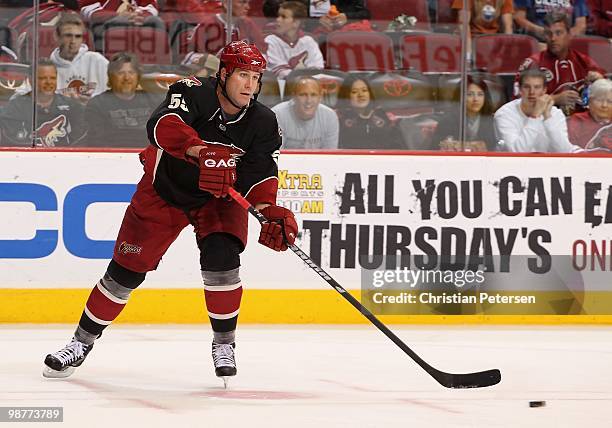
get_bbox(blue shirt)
[513,0,588,27]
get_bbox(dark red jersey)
[515,48,604,96]
[567,111,612,149]
[145,76,281,210]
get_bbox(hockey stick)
[228,188,501,389]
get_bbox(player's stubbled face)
[226,69,260,107]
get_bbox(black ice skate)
[43,338,93,378]
[212,342,236,388]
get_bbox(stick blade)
[434,369,501,389]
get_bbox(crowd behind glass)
[0,0,610,152]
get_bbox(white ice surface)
[1,325,611,427]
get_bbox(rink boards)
[1,149,612,324]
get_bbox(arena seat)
[400,33,462,73]
[367,0,430,30]
[103,26,171,65]
[248,0,265,17]
[0,62,29,107]
[367,70,436,117]
[570,36,612,72]
[436,0,456,24]
[326,31,395,72]
[0,25,14,53]
[473,34,539,74]
[20,27,93,62]
[284,68,348,107]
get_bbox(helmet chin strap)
[218,73,247,111]
[216,69,263,111]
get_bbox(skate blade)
[221,376,230,389]
[42,365,75,379]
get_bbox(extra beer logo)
[383,79,412,97]
[34,115,67,147]
[118,241,142,255]
[177,76,202,87]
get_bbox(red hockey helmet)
[219,40,267,75]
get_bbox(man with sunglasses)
[50,13,108,103]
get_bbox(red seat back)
[436,0,456,24]
[326,31,395,72]
[247,0,265,17]
[401,33,462,72]
[367,0,430,30]
[474,34,539,74]
[21,26,93,62]
[570,36,612,72]
[103,26,171,64]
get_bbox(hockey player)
[43,40,298,386]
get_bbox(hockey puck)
[529,401,546,408]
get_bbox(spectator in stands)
[567,78,612,148]
[336,75,402,150]
[272,76,339,148]
[50,13,108,103]
[262,0,284,34]
[182,0,266,57]
[432,75,497,151]
[265,1,324,79]
[0,58,86,146]
[514,0,588,41]
[317,0,370,22]
[80,0,165,52]
[495,68,579,152]
[515,11,605,115]
[81,52,162,148]
[586,0,612,37]
[452,0,513,59]
[309,0,370,33]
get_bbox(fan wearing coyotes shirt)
[264,1,324,79]
[42,41,298,385]
[515,11,605,114]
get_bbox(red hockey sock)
[83,280,128,327]
[204,282,243,331]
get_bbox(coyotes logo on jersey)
[34,115,68,147]
[287,51,308,69]
[177,76,202,87]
